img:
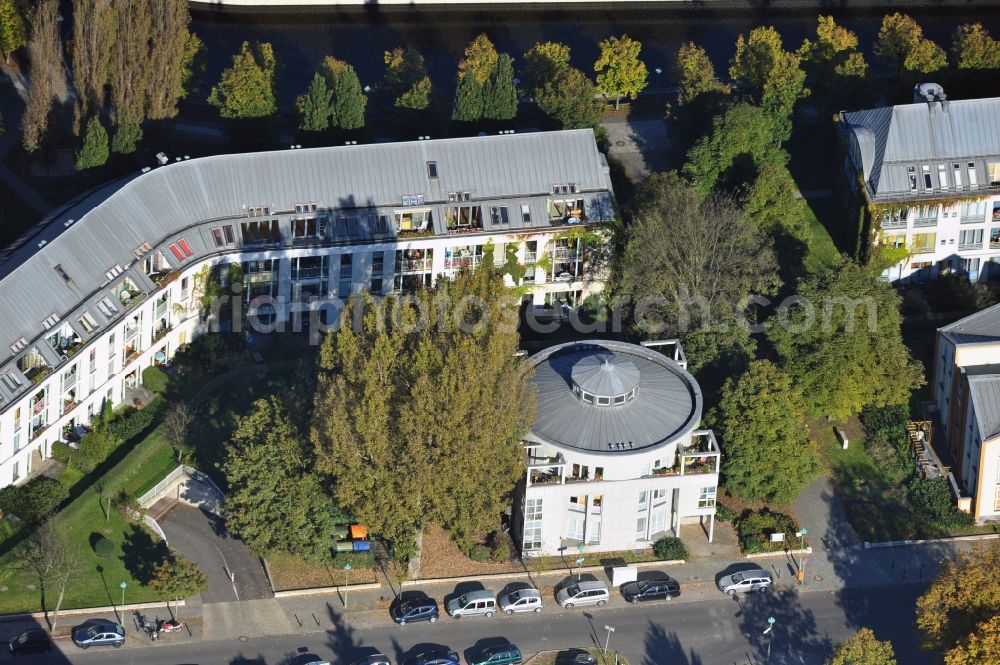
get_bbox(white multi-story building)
[513,339,720,556]
[840,85,1000,283]
[933,304,1000,523]
[0,130,615,488]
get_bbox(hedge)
[141,366,169,395]
[51,441,97,473]
[736,509,800,554]
[652,537,688,560]
[0,476,69,523]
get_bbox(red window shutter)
[179,239,193,257]
[169,244,184,261]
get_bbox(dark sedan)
[391,597,440,625]
[401,649,460,665]
[621,578,681,603]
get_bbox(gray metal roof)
[0,129,610,368]
[841,97,1000,201]
[940,302,1000,346]
[570,353,640,397]
[968,374,1000,441]
[528,340,702,455]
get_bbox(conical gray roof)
[570,353,640,399]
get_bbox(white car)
[717,569,773,595]
[498,588,543,614]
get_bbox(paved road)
[26,583,931,665]
[158,504,273,602]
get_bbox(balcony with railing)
[444,255,482,270]
[526,449,566,487]
[60,368,78,393]
[913,213,938,228]
[523,251,537,264]
[991,231,1000,249]
[397,258,432,273]
[958,240,983,251]
[152,323,173,343]
[679,430,721,475]
[124,323,140,343]
[292,266,326,281]
[553,246,582,262]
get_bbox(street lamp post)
[763,616,776,663]
[343,563,352,609]
[118,581,127,623]
[575,556,585,581]
[796,528,808,584]
[603,625,615,656]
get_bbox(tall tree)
[797,16,868,103]
[312,267,535,556]
[75,116,109,171]
[683,103,786,195]
[827,628,897,665]
[146,0,199,120]
[16,518,81,630]
[951,23,1000,70]
[383,46,432,110]
[208,41,277,119]
[673,41,730,106]
[522,41,571,95]
[875,13,946,75]
[536,66,604,130]
[162,402,194,462]
[767,258,924,418]
[323,56,366,129]
[20,0,63,152]
[483,52,518,120]
[742,161,804,236]
[72,0,117,134]
[944,615,1000,665]
[594,34,647,110]
[296,72,333,132]
[730,26,807,143]
[618,172,778,344]
[916,541,1000,655]
[150,550,208,613]
[459,33,499,85]
[0,0,26,64]
[110,117,141,154]
[719,360,817,507]
[224,396,344,561]
[108,0,152,132]
[452,68,485,121]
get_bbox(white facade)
[877,198,1000,283]
[515,340,719,556]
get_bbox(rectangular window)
[96,297,118,318]
[938,164,948,189]
[650,509,666,536]
[133,241,152,258]
[523,497,543,551]
[953,163,962,188]
[41,313,59,330]
[638,490,647,509]
[969,162,979,187]
[587,519,601,544]
[908,166,917,191]
[1,371,23,392]
[566,516,585,541]
[490,206,510,225]
[169,243,184,261]
[211,228,225,247]
[958,229,983,249]
[292,218,322,239]
[961,200,987,221]
[372,253,384,277]
[370,278,383,294]
[635,516,647,540]
[911,232,937,254]
[922,165,933,190]
[54,264,72,284]
[989,162,1000,185]
[653,488,667,504]
[961,257,981,275]
[78,311,99,334]
[426,161,438,179]
[9,337,27,354]
[105,265,124,281]
[178,239,193,257]
[698,486,717,508]
[521,203,531,223]
[240,220,280,244]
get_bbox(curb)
[403,559,686,587]
[746,546,812,559]
[864,533,1000,549]
[274,582,382,598]
[0,600,185,623]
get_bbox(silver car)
[499,588,542,614]
[555,581,609,609]
[717,569,773,595]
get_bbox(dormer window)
[908,166,917,192]
[54,264,72,284]
[41,314,59,330]
[248,205,271,217]
[427,161,438,179]
[294,202,319,213]
[96,296,118,318]
[922,165,933,191]
[105,264,124,281]
[10,337,28,354]
[292,217,326,239]
[169,238,194,261]
[78,311,99,334]
[1,371,22,392]
[968,162,978,188]
[133,241,153,258]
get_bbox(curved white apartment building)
[0,129,614,487]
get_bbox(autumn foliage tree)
[951,23,1000,70]
[673,41,730,106]
[208,41,277,119]
[20,0,64,151]
[536,67,605,130]
[0,0,27,64]
[312,266,535,557]
[797,16,868,104]
[874,13,947,74]
[522,41,571,95]
[383,46,432,110]
[916,542,1000,657]
[594,34,647,110]
[827,628,896,665]
[150,550,208,612]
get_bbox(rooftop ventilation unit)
[155,152,169,165]
[37,240,47,248]
[914,82,947,105]
[141,167,151,173]
[63,218,75,228]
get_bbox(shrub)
[468,544,490,562]
[141,366,170,394]
[486,530,512,562]
[908,477,975,530]
[51,441,97,473]
[0,477,69,523]
[860,404,909,447]
[79,427,114,464]
[736,509,800,554]
[652,537,689,561]
[107,405,158,443]
[94,536,116,558]
[860,404,915,483]
[715,503,738,522]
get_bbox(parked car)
[446,589,497,619]
[499,588,543,614]
[391,597,440,624]
[352,654,391,665]
[8,629,53,656]
[401,649,460,665]
[717,569,773,595]
[621,577,681,603]
[555,580,610,609]
[467,644,523,665]
[72,621,125,649]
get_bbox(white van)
[446,589,497,619]
[498,588,542,614]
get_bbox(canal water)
[190,3,1000,104]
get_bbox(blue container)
[352,539,371,553]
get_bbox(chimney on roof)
[914,82,947,108]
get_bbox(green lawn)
[800,202,840,275]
